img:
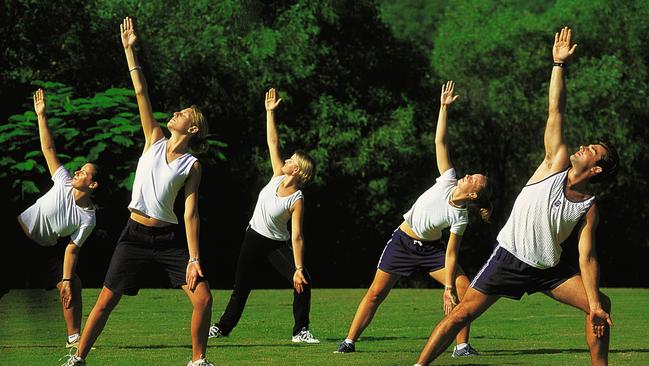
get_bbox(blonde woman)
[208,88,318,343]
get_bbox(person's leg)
[77,286,122,359]
[544,275,610,366]
[216,230,262,335]
[56,272,83,342]
[182,282,213,362]
[267,243,312,336]
[345,269,400,342]
[428,267,471,345]
[416,287,498,365]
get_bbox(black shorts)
[470,245,578,300]
[104,219,204,296]
[377,228,446,277]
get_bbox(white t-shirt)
[19,166,96,247]
[497,169,595,269]
[129,138,197,224]
[249,175,303,241]
[402,168,469,241]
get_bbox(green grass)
[1,288,647,365]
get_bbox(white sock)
[68,333,79,343]
[344,338,354,344]
[455,342,468,350]
[413,364,423,366]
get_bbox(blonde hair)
[292,150,315,187]
[472,177,492,223]
[188,105,209,153]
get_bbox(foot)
[334,340,355,353]
[60,354,85,366]
[186,358,215,366]
[452,344,480,357]
[208,324,227,339]
[291,327,320,344]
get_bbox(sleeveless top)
[249,175,303,241]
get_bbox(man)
[414,27,617,366]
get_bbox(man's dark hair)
[590,140,619,184]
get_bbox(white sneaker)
[60,353,85,366]
[187,358,215,366]
[291,328,320,344]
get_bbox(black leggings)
[216,227,311,336]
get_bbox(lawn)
[0,288,647,365]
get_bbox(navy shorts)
[470,245,578,300]
[377,228,445,276]
[104,219,205,296]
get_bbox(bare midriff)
[129,209,173,228]
[398,221,432,241]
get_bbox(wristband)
[129,66,142,72]
[61,278,72,282]
[295,266,304,271]
[444,285,455,291]
[188,257,199,264]
[552,62,565,68]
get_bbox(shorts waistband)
[396,228,441,246]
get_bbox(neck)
[450,187,467,208]
[566,168,590,194]
[281,175,299,189]
[73,188,92,209]
[167,132,191,154]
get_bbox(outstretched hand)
[440,80,459,107]
[589,307,613,338]
[120,16,138,49]
[265,88,282,111]
[553,26,577,63]
[33,88,46,116]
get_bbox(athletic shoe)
[186,358,215,366]
[452,344,480,357]
[59,354,85,366]
[291,327,320,343]
[334,340,355,353]
[208,324,226,338]
[66,338,79,349]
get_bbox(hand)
[33,88,46,116]
[186,261,204,292]
[265,88,282,111]
[59,281,72,309]
[552,26,577,62]
[443,287,459,315]
[440,80,459,107]
[589,307,613,338]
[293,268,308,294]
[120,16,138,49]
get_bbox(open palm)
[553,26,577,62]
[120,17,138,49]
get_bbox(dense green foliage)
[1,0,647,288]
[1,288,648,365]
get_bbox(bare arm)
[265,88,284,177]
[577,203,613,337]
[435,81,459,176]
[530,27,576,182]
[290,199,308,294]
[59,242,80,309]
[33,89,62,176]
[183,161,203,291]
[443,232,461,315]
[120,17,163,153]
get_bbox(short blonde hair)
[189,105,209,153]
[292,150,315,187]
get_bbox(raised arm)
[33,89,62,176]
[183,161,203,292]
[434,81,459,175]
[120,17,163,152]
[265,88,284,177]
[290,199,308,294]
[577,203,613,338]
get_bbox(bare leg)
[345,269,400,341]
[56,273,82,338]
[428,267,471,345]
[182,282,213,362]
[77,286,122,359]
[544,275,610,366]
[416,287,498,365]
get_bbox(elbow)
[134,87,148,96]
[184,211,199,223]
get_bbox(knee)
[447,305,472,327]
[194,291,213,310]
[455,276,470,293]
[366,287,388,305]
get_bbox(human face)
[457,174,487,198]
[168,108,195,134]
[72,163,98,190]
[281,154,300,176]
[570,144,607,171]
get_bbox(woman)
[334,81,491,357]
[61,17,213,366]
[208,88,318,343]
[18,88,99,349]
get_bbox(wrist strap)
[61,278,72,282]
[188,257,199,264]
[295,266,304,271]
[129,66,142,72]
[552,62,565,68]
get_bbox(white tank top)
[497,169,595,269]
[19,166,96,247]
[402,168,469,241]
[249,175,303,241]
[128,138,197,224]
